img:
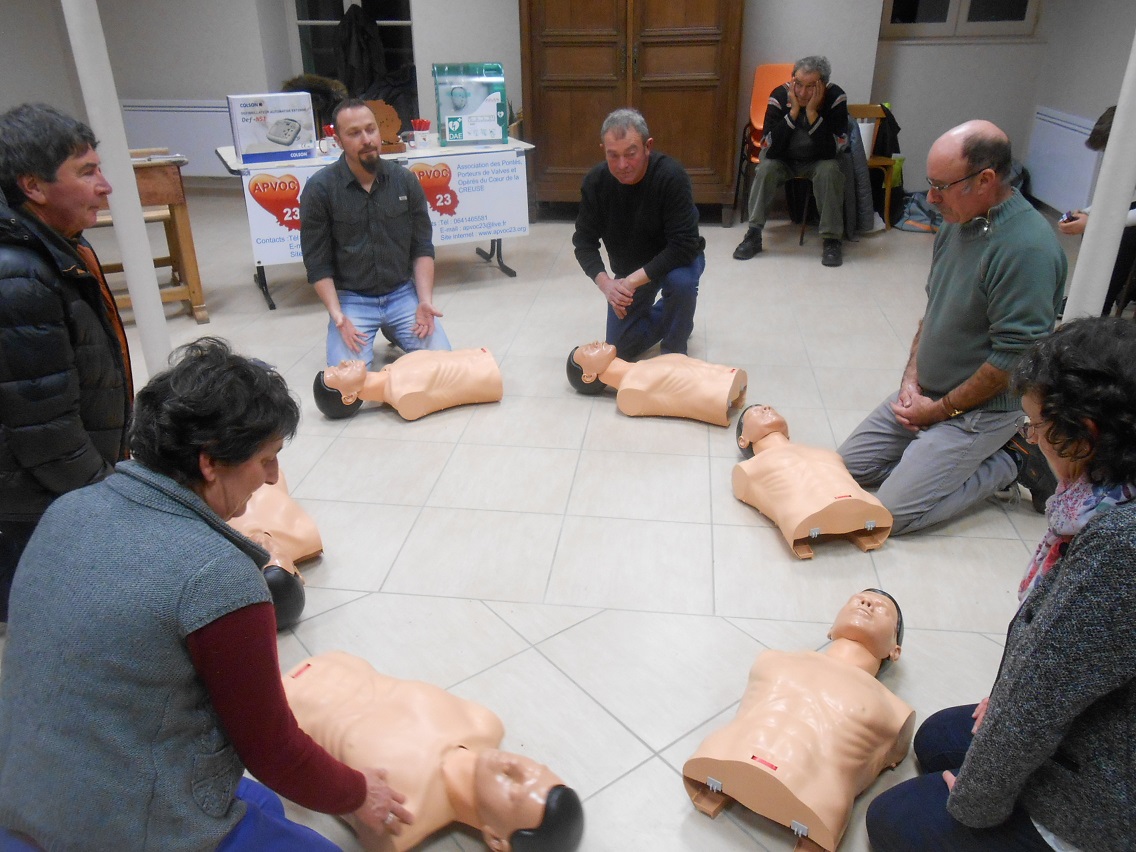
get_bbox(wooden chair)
[847,104,898,230]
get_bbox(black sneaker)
[822,238,843,267]
[733,228,763,260]
[1003,433,1057,513]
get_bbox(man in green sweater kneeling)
[839,120,1066,533]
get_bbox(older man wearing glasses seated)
[733,55,849,267]
[837,120,1067,534]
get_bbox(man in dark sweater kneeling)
[572,108,705,360]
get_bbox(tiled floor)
[6,181,1082,850]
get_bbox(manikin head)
[736,404,790,454]
[925,119,1012,224]
[322,359,369,402]
[573,341,619,382]
[826,589,903,673]
[473,750,584,852]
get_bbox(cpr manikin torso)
[570,342,747,426]
[683,591,914,852]
[227,470,319,628]
[283,652,578,851]
[321,348,504,421]
[732,405,892,558]
[229,470,322,566]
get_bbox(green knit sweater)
[916,189,1066,411]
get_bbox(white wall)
[97,0,272,99]
[410,0,523,129]
[873,39,1048,188]
[873,0,1136,190]
[0,0,85,116]
[1032,0,1136,120]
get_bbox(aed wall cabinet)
[434,63,509,146]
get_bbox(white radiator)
[121,99,233,178]
[1024,107,1102,213]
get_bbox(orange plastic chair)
[732,63,794,214]
[847,104,898,230]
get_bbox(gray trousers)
[746,157,845,240]
[838,392,1020,535]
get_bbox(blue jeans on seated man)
[606,253,704,361]
[327,280,451,369]
[0,779,340,852]
[865,705,1051,852]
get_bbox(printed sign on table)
[408,150,528,245]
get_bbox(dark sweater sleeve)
[640,159,701,283]
[187,602,367,815]
[573,167,608,281]
[763,85,794,156]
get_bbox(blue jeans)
[606,254,703,360]
[216,778,342,851]
[0,779,339,851]
[865,705,1051,852]
[838,392,1019,534]
[327,281,451,369]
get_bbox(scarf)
[1019,476,1136,601]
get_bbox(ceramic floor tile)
[539,610,762,750]
[484,601,602,644]
[724,617,834,652]
[713,525,881,620]
[546,516,714,613]
[292,594,528,687]
[871,536,1031,633]
[277,433,335,488]
[498,352,583,398]
[427,444,578,513]
[339,402,478,443]
[296,499,420,591]
[710,462,773,528]
[462,394,591,449]
[582,406,714,456]
[293,585,370,623]
[581,757,765,851]
[450,649,652,799]
[567,450,711,523]
[294,436,454,506]
[385,506,561,602]
[813,367,903,411]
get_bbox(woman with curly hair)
[0,339,412,850]
[866,316,1136,851]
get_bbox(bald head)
[934,120,1012,181]
[926,119,1013,223]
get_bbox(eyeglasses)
[926,168,986,193]
[1015,414,1042,441]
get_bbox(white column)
[1062,27,1136,320]
[59,0,171,372]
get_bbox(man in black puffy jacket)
[0,103,132,622]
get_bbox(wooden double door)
[520,0,743,208]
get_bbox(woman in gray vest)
[0,338,412,850]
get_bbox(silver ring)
[385,813,396,825]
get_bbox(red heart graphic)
[410,162,458,216]
[248,173,302,231]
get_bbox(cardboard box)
[433,63,508,146]
[227,93,318,164]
